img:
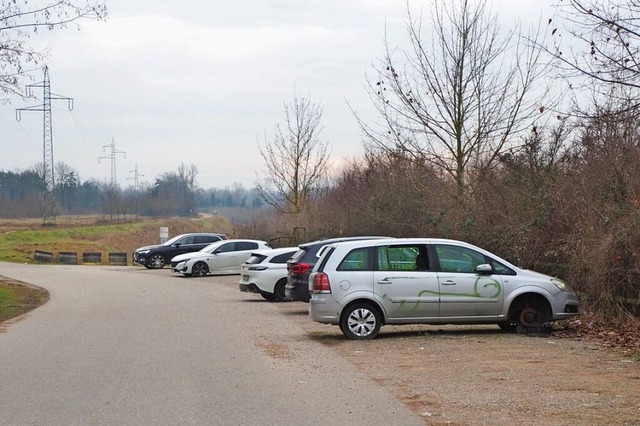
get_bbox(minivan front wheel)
[340,303,381,340]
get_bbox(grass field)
[0,215,235,264]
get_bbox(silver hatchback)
[309,238,580,340]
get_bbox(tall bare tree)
[544,1,640,116]
[0,0,107,97]
[357,0,551,201]
[256,92,330,214]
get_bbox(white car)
[170,239,271,277]
[238,247,298,301]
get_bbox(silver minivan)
[309,238,580,339]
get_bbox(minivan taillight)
[289,262,311,275]
[312,272,331,293]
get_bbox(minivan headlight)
[551,278,573,293]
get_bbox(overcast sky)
[0,0,554,190]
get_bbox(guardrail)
[33,251,129,266]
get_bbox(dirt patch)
[275,302,640,425]
[255,341,294,360]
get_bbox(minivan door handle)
[441,280,456,285]
[377,279,392,285]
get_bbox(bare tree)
[0,0,107,97]
[356,0,552,202]
[548,0,640,110]
[256,92,330,214]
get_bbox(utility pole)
[16,66,73,226]
[98,137,126,220]
[127,163,144,219]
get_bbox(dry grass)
[0,214,236,264]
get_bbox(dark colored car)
[285,236,390,302]
[133,232,227,269]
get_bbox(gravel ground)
[267,299,640,426]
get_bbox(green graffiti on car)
[417,277,502,299]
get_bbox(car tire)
[261,293,277,301]
[518,306,544,327]
[148,254,166,269]
[191,262,209,277]
[340,303,381,340]
[273,278,288,302]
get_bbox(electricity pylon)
[98,137,126,221]
[98,137,126,189]
[16,66,73,226]
[128,163,144,219]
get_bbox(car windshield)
[199,241,224,254]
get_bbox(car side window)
[216,242,235,253]
[491,259,517,276]
[377,245,427,271]
[235,242,258,251]
[272,252,295,263]
[435,244,486,273]
[337,248,370,271]
[176,236,195,245]
[195,235,216,244]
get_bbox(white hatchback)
[170,239,271,277]
[309,238,580,339]
[239,247,298,301]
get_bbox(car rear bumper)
[285,283,310,302]
[239,283,261,294]
[309,296,339,324]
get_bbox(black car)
[285,236,390,302]
[133,232,227,269]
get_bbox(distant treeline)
[0,166,264,218]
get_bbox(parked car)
[285,236,391,302]
[309,238,580,340]
[133,233,227,269]
[170,239,271,276]
[238,247,298,301]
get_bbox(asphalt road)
[0,262,423,426]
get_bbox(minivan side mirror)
[475,264,493,274]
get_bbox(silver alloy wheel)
[340,303,382,339]
[192,262,209,277]
[148,254,165,269]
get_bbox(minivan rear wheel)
[340,303,381,340]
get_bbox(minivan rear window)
[337,247,370,271]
